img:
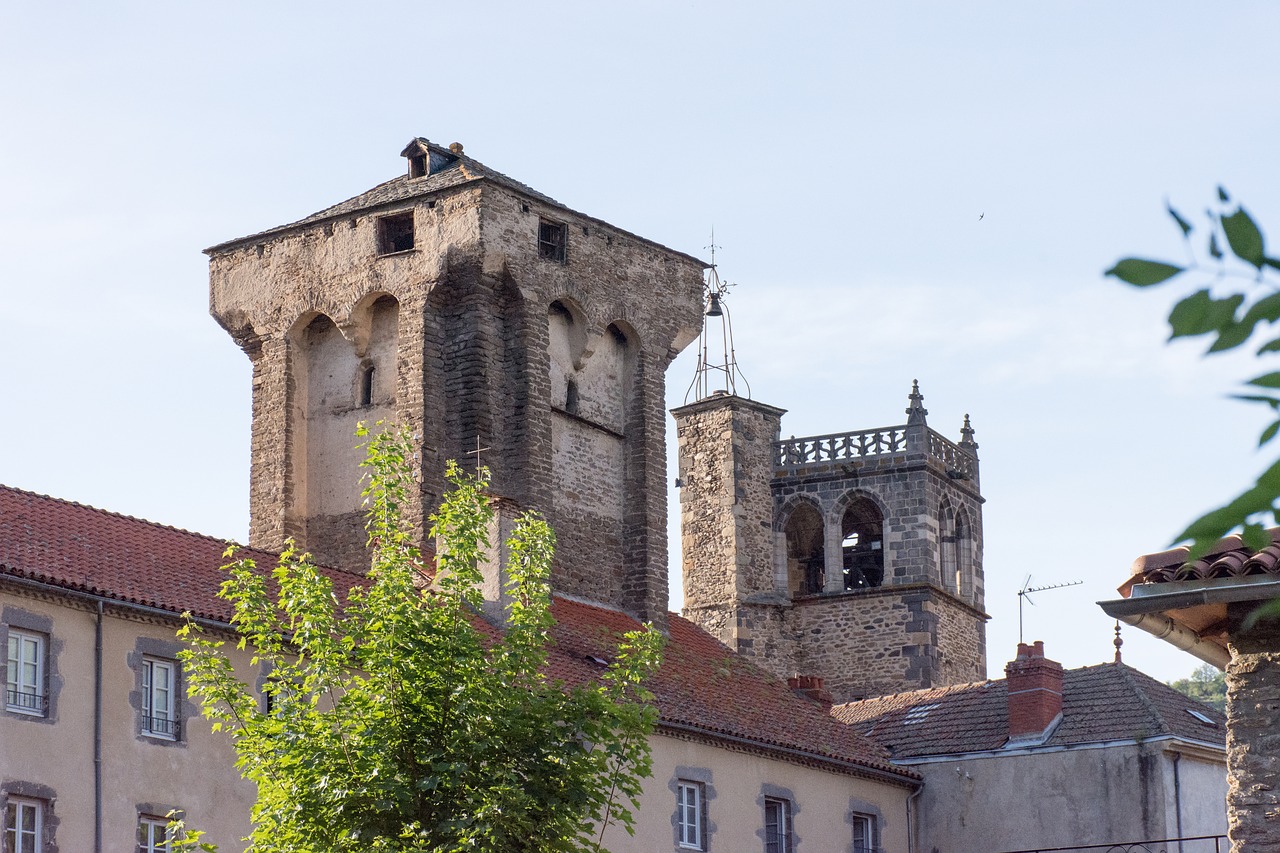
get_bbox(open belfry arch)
[207,138,705,624]
[674,307,991,702]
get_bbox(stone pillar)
[672,394,786,650]
[1226,602,1280,852]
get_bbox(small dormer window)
[408,153,427,178]
[539,219,567,263]
[377,212,415,255]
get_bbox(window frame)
[676,780,705,850]
[138,814,172,853]
[5,629,46,716]
[4,796,43,853]
[141,657,178,740]
[852,811,879,853]
[538,218,567,263]
[376,211,416,255]
[763,797,792,853]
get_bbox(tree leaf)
[1262,420,1280,447]
[1168,290,1244,339]
[1222,207,1266,268]
[1209,232,1223,260]
[1260,337,1280,355]
[1248,372,1280,388]
[1230,394,1280,408]
[1168,201,1193,237]
[1106,258,1184,287]
[1210,320,1255,352]
[1219,186,1231,202]
[1265,257,1280,272]
[1243,522,1271,552]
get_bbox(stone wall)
[209,156,705,623]
[1225,602,1280,853]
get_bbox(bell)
[705,293,723,317]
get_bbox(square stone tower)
[207,138,705,624]
[674,382,988,701]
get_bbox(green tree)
[1107,189,1280,561]
[1168,663,1227,712]
[179,424,663,853]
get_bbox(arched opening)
[940,503,958,593]
[784,502,825,596]
[955,508,972,599]
[841,498,884,590]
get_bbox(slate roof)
[833,662,1226,760]
[204,137,704,267]
[0,483,912,783]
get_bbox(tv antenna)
[1017,576,1083,643]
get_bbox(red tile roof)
[0,484,913,783]
[1124,530,1280,588]
[833,662,1226,760]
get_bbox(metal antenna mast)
[1017,576,1084,644]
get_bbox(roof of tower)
[0,482,913,784]
[832,662,1225,759]
[205,137,706,266]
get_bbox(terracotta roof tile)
[1127,529,1280,586]
[0,484,911,782]
[833,662,1225,760]
[0,484,365,622]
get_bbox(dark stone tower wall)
[209,141,705,624]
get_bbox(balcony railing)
[999,835,1227,853]
[775,425,977,479]
[5,688,47,714]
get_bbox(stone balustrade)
[775,425,977,478]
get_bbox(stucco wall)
[0,586,256,852]
[603,733,914,853]
[908,741,1226,853]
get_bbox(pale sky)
[3,2,1278,683]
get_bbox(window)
[852,812,879,853]
[764,798,792,853]
[538,219,566,262]
[377,212,415,254]
[142,658,178,739]
[359,363,375,407]
[4,798,42,853]
[138,815,172,853]
[5,630,45,716]
[676,780,704,850]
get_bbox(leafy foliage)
[179,424,663,852]
[1168,663,1227,713]
[1107,189,1280,560]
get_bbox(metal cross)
[465,436,490,475]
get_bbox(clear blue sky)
[2,2,1277,682]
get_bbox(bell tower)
[675,376,988,703]
[208,138,705,623]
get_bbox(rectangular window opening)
[139,815,174,853]
[676,781,705,850]
[4,797,43,853]
[377,212,415,255]
[5,629,47,716]
[853,813,879,853]
[538,219,567,263]
[143,658,178,740]
[764,798,792,853]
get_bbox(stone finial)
[905,379,928,426]
[1113,621,1123,663]
[959,413,978,451]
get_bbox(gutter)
[0,573,234,633]
[657,720,921,788]
[1108,612,1229,670]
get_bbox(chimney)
[1004,641,1063,744]
[788,675,833,709]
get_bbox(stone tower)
[208,138,705,624]
[673,382,987,702]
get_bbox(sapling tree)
[179,424,663,852]
[1108,189,1280,562]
